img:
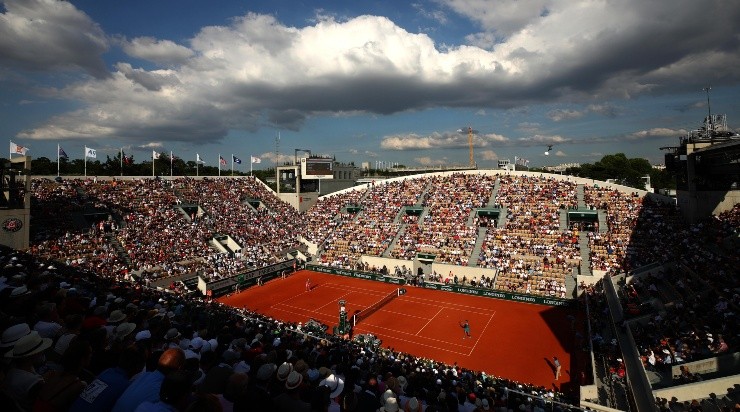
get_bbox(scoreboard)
[301,158,333,179]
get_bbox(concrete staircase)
[105,233,133,269]
[559,210,568,231]
[577,183,586,208]
[598,210,608,233]
[383,224,407,257]
[497,207,508,228]
[468,226,488,266]
[415,181,433,207]
[487,178,501,207]
[578,232,592,277]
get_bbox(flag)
[219,156,227,166]
[153,150,161,160]
[85,147,96,158]
[58,146,68,159]
[196,153,203,163]
[123,155,132,165]
[10,141,28,155]
[233,155,242,164]
[251,156,261,164]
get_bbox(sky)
[1,0,739,171]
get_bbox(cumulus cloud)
[587,103,620,118]
[517,134,571,146]
[138,142,164,149]
[554,150,566,157]
[382,132,464,150]
[547,104,620,122]
[0,0,109,78]
[381,130,509,150]
[480,149,499,160]
[115,63,181,92]
[517,122,541,133]
[443,0,551,39]
[627,128,685,140]
[547,108,584,122]
[414,156,447,166]
[120,37,194,66]
[258,152,293,165]
[8,0,740,145]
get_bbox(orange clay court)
[218,269,582,393]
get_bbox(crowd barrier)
[199,259,296,297]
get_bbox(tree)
[567,153,660,190]
[31,157,55,175]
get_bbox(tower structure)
[468,126,475,167]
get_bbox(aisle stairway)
[383,225,407,257]
[468,226,488,266]
[577,183,586,208]
[487,178,500,207]
[105,233,133,269]
[578,232,592,277]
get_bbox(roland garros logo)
[2,218,23,233]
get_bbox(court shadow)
[544,357,555,373]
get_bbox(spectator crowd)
[0,246,577,412]
[3,170,736,412]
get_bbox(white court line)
[376,308,430,321]
[468,310,496,356]
[401,293,497,314]
[271,305,336,326]
[316,282,390,297]
[273,287,388,323]
[416,307,443,335]
[357,321,470,354]
[358,313,470,349]
[268,283,490,359]
[315,292,352,311]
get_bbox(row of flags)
[514,156,530,167]
[11,141,263,166]
[217,154,262,165]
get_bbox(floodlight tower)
[703,86,713,135]
[468,126,475,167]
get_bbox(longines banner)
[306,264,572,307]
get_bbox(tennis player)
[460,319,471,338]
[306,278,311,292]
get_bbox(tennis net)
[351,288,400,327]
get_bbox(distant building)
[321,162,361,194]
[543,163,580,173]
[497,159,514,171]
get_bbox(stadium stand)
[1,171,737,411]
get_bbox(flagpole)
[170,150,173,177]
[120,148,123,176]
[218,153,221,177]
[250,157,253,176]
[196,154,199,177]
[84,146,87,177]
[57,144,60,177]
[231,154,234,176]
[152,152,155,177]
